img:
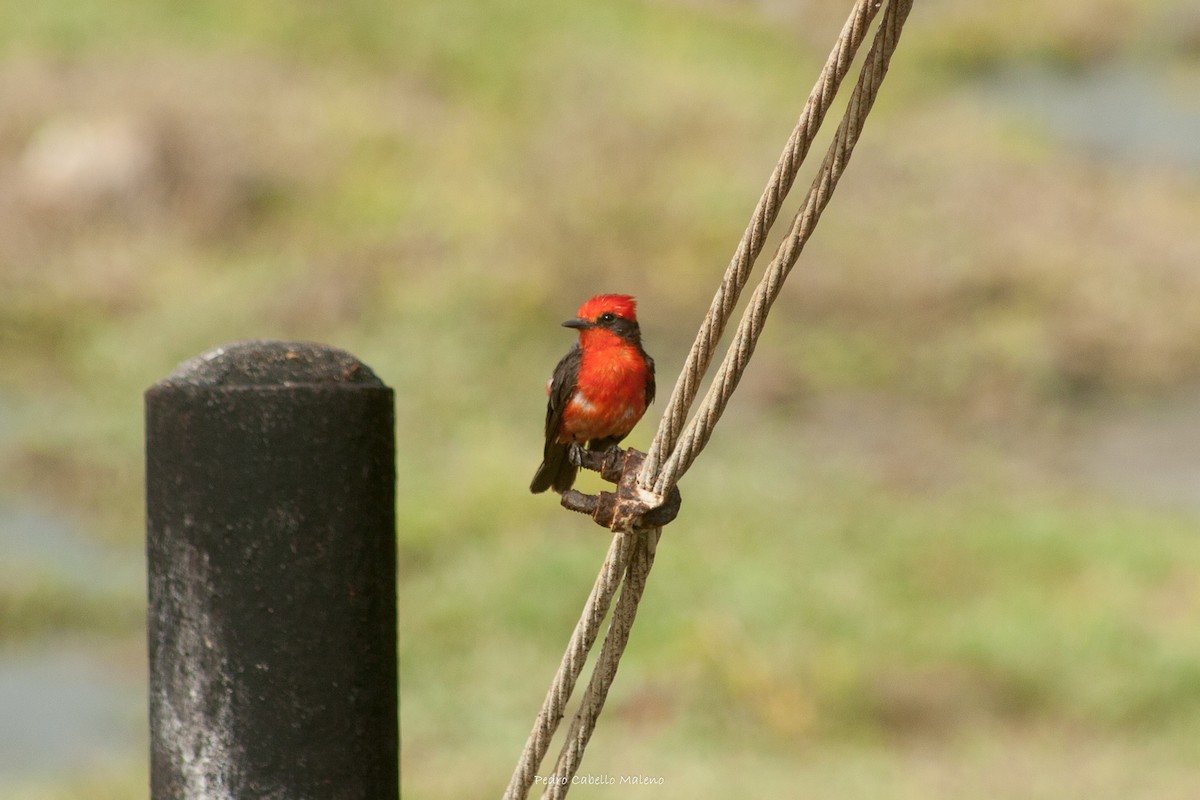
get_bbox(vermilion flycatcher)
[530,294,656,494]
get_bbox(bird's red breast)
[558,337,652,444]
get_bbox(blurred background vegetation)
[1,0,1199,797]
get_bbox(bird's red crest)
[576,294,638,323]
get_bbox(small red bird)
[530,294,656,494]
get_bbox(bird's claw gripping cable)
[560,446,681,533]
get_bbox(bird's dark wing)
[642,348,656,407]
[530,343,582,494]
[544,342,582,442]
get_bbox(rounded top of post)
[157,340,385,388]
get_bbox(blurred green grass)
[2,0,1200,797]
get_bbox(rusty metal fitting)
[559,447,682,533]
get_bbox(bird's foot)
[568,442,616,473]
[567,442,586,468]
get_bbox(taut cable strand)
[638,0,883,490]
[651,0,914,497]
[542,529,660,799]
[502,531,637,800]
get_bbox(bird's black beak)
[562,318,589,330]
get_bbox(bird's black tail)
[530,441,577,494]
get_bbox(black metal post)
[145,340,397,799]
